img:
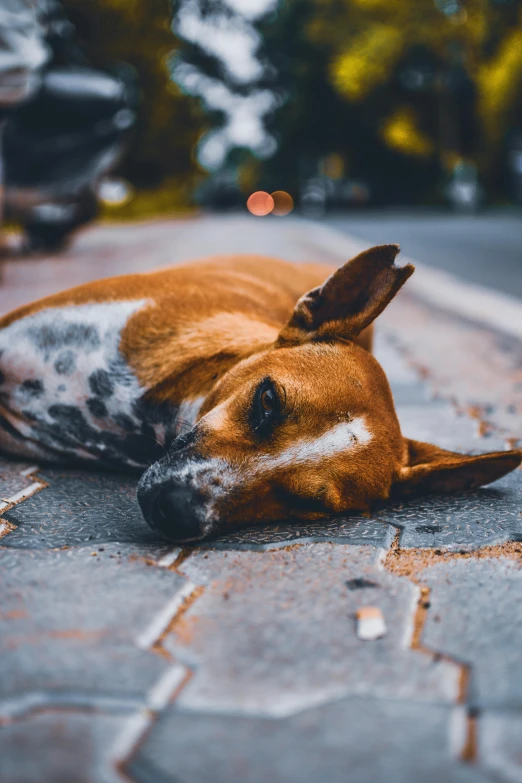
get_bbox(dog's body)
[0,255,369,466]
[1,246,520,542]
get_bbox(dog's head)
[138,245,521,542]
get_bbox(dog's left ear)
[277,244,414,345]
[393,439,522,497]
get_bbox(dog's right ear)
[277,244,414,346]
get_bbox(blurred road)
[327,209,522,299]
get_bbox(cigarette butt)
[356,606,387,641]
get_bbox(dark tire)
[23,191,98,253]
[24,222,74,253]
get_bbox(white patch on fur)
[256,417,372,471]
[176,395,205,435]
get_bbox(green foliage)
[257,0,439,204]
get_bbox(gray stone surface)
[396,403,506,453]
[379,469,522,551]
[0,543,187,712]
[479,711,522,783]
[0,710,126,783]
[170,544,459,716]
[2,469,159,549]
[201,515,394,550]
[422,558,522,709]
[126,697,489,783]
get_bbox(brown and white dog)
[0,245,520,541]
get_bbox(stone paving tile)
[377,469,522,551]
[382,293,522,446]
[478,711,522,783]
[422,558,522,710]
[396,404,506,453]
[165,544,459,717]
[0,543,187,712]
[2,469,159,549]
[200,516,394,550]
[126,698,490,783]
[0,710,126,783]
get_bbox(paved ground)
[0,215,521,783]
[327,209,522,298]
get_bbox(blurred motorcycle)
[1,0,136,252]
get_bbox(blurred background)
[0,0,520,287]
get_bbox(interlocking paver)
[126,698,490,783]
[0,710,127,783]
[379,470,522,551]
[0,543,187,712]
[167,544,459,717]
[382,292,522,446]
[201,516,394,550]
[422,558,522,709]
[2,469,158,549]
[478,711,522,783]
[396,403,506,452]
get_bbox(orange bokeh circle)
[271,190,294,216]
[246,191,274,216]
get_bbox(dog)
[0,244,520,542]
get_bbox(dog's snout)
[140,483,205,542]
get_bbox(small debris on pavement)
[356,606,387,641]
[345,577,379,590]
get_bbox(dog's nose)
[146,485,204,542]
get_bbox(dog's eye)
[260,389,274,413]
[251,378,281,436]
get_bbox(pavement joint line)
[110,667,193,777]
[146,664,190,712]
[0,691,142,724]
[19,465,40,477]
[0,519,16,539]
[299,219,522,341]
[135,580,200,651]
[157,549,181,568]
[0,480,45,512]
[0,469,48,537]
[109,709,152,781]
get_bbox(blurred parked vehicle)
[0,0,136,252]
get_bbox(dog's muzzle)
[137,431,214,542]
[138,479,207,542]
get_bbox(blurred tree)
[305,0,522,197]
[256,0,438,204]
[61,0,204,205]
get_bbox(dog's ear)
[393,439,522,497]
[277,244,414,345]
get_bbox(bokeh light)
[246,191,274,216]
[271,190,294,216]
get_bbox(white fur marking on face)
[256,417,372,471]
[176,396,205,435]
[153,418,371,519]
